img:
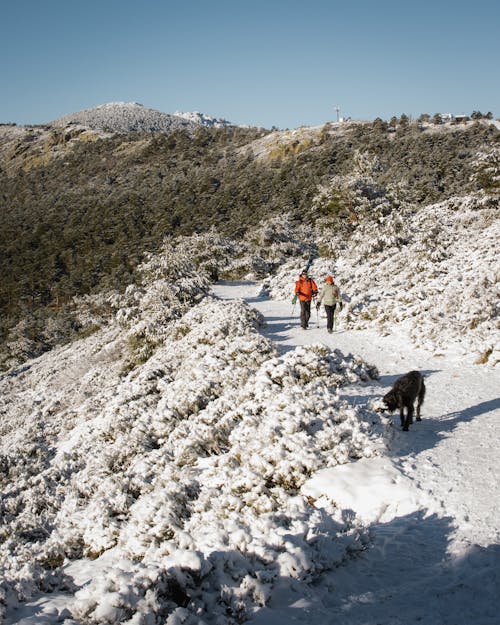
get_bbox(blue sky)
[2,0,499,129]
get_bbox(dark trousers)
[300,300,311,328]
[324,304,337,331]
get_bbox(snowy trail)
[212,281,500,625]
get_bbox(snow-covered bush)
[241,214,316,273]
[115,241,212,362]
[266,193,499,365]
[168,229,242,281]
[171,215,316,283]
[471,147,500,196]
[311,151,408,239]
[0,269,384,624]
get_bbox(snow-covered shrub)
[311,151,404,238]
[241,214,316,274]
[471,147,500,196]
[171,215,316,283]
[169,229,242,281]
[0,276,384,624]
[267,193,499,365]
[114,241,212,368]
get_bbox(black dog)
[382,371,426,431]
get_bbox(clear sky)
[2,0,499,129]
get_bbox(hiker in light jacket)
[316,275,341,333]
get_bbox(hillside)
[0,244,386,624]
[1,112,498,370]
[265,194,499,366]
[0,106,499,623]
[50,102,198,133]
[1,235,499,625]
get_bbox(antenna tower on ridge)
[334,105,340,122]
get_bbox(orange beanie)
[326,275,333,283]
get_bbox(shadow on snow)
[248,510,500,625]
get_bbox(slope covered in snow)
[173,111,235,128]
[214,281,500,625]
[1,183,499,623]
[0,244,386,625]
[49,102,199,133]
[265,193,499,366]
[3,269,499,625]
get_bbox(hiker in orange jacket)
[294,270,318,329]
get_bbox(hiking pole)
[316,302,320,328]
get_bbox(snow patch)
[302,456,425,525]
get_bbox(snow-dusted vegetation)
[0,245,384,624]
[1,106,499,623]
[265,193,499,366]
[174,110,235,128]
[50,102,198,134]
[49,103,236,134]
[171,215,315,282]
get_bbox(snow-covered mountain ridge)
[1,217,498,623]
[49,102,236,133]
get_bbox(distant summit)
[49,102,236,133]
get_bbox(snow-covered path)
[212,281,500,625]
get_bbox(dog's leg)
[399,397,405,428]
[401,400,414,431]
[416,379,425,421]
